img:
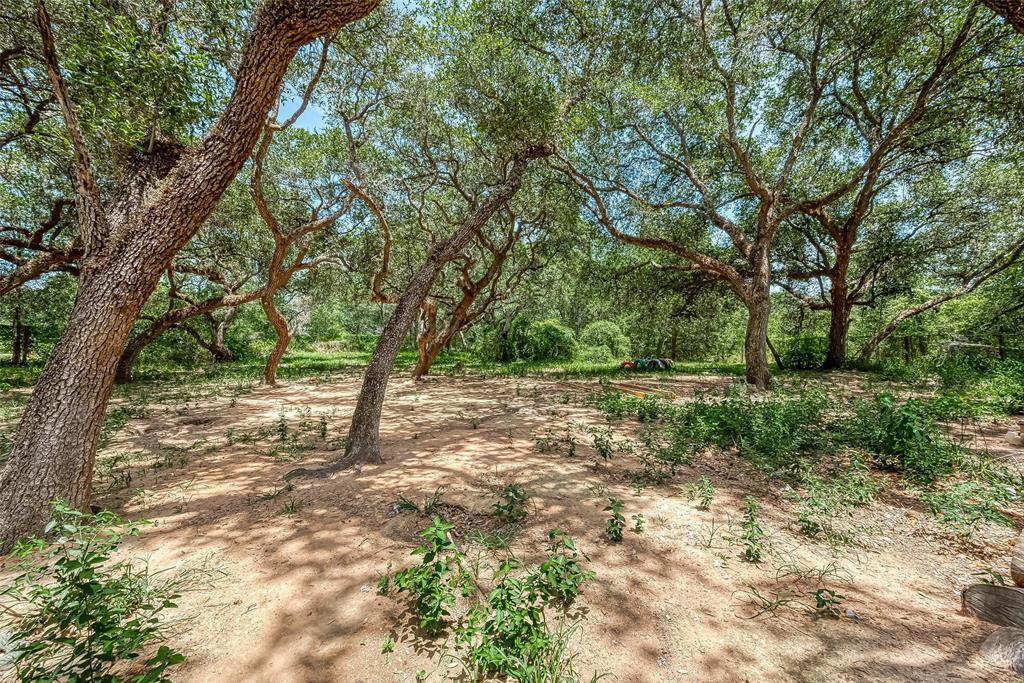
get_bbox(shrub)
[575,344,614,363]
[579,321,630,359]
[845,394,958,483]
[391,516,471,635]
[387,523,599,682]
[781,335,826,370]
[525,319,577,361]
[675,386,829,474]
[0,502,185,683]
[487,318,577,362]
[456,533,595,681]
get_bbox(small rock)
[981,627,1024,674]
[845,608,862,621]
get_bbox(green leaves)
[390,516,470,635]
[385,520,597,681]
[0,501,183,683]
[603,497,624,542]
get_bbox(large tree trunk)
[344,257,453,464]
[0,257,162,551]
[744,294,772,390]
[20,324,29,363]
[411,300,439,380]
[822,263,850,370]
[743,258,772,390]
[341,149,547,466]
[0,0,381,552]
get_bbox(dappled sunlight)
[58,372,1015,681]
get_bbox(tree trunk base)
[285,444,384,481]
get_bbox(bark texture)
[0,0,380,553]
[743,254,773,389]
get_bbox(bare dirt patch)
[62,374,1024,681]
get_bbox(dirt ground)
[13,372,1024,682]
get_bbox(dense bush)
[845,394,958,483]
[781,335,826,370]
[487,318,578,362]
[0,502,184,683]
[677,386,830,473]
[575,344,614,362]
[595,384,830,474]
[579,321,630,359]
[525,319,577,360]
[936,355,1024,416]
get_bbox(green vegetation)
[603,498,625,542]
[384,520,601,682]
[1,0,1023,678]
[0,503,185,683]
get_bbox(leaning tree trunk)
[858,292,957,362]
[0,0,382,552]
[0,256,164,551]
[743,261,773,390]
[342,148,547,466]
[261,294,290,385]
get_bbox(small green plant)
[588,426,614,461]
[604,498,625,542]
[534,428,559,453]
[454,531,597,681]
[492,484,529,524]
[393,487,445,516]
[810,588,845,618]
[467,526,517,550]
[259,482,295,501]
[280,497,303,515]
[391,517,470,635]
[974,567,1007,585]
[0,502,185,683]
[741,496,765,563]
[275,412,289,442]
[533,530,595,604]
[381,634,395,653]
[469,416,481,429]
[632,513,645,534]
[685,477,715,510]
[318,415,327,439]
[564,431,577,457]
